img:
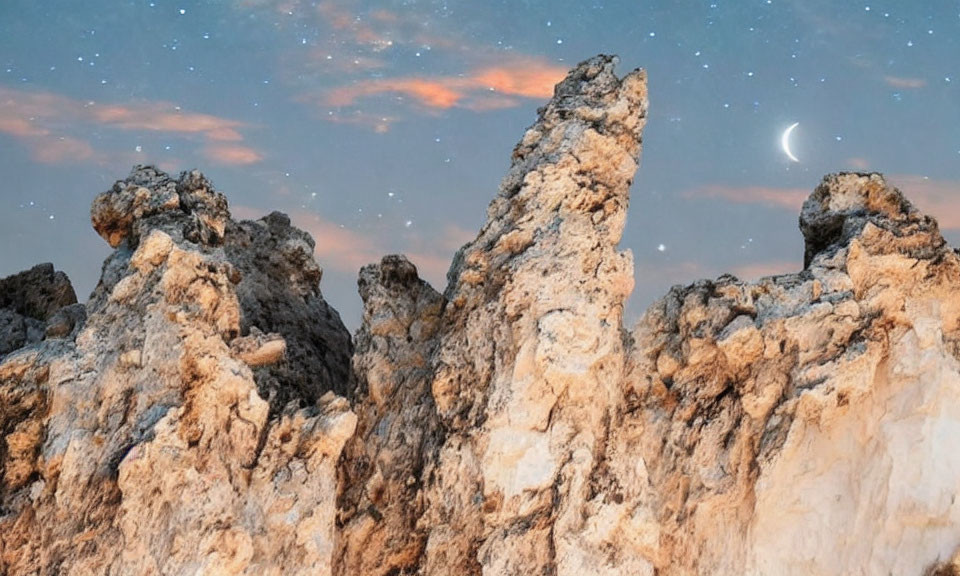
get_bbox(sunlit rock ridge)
[2,54,960,576]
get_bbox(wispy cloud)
[883,75,927,89]
[325,78,463,109]
[888,175,960,230]
[322,58,567,111]
[685,177,960,234]
[33,137,96,164]
[203,144,263,165]
[234,0,568,130]
[0,85,260,166]
[683,184,810,211]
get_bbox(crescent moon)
[781,122,800,163]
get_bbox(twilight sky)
[1,0,958,329]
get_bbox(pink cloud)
[888,175,960,230]
[844,157,871,170]
[33,137,96,164]
[683,184,810,212]
[883,76,927,89]
[731,260,798,281]
[232,206,472,289]
[234,1,569,129]
[0,85,260,166]
[320,58,567,112]
[326,78,465,109]
[203,145,264,166]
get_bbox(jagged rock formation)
[3,54,960,575]
[1,167,355,574]
[620,172,960,574]
[0,264,82,358]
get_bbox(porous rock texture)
[4,54,960,576]
[1,166,355,575]
[0,263,82,358]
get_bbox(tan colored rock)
[336,254,444,576]
[1,166,355,575]
[336,54,650,576]
[5,55,960,576]
[615,172,960,575]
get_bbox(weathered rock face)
[1,166,355,574]
[3,54,960,576]
[620,172,960,575]
[336,255,444,575]
[0,264,81,358]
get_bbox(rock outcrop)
[1,166,355,574]
[3,54,960,576]
[0,264,82,358]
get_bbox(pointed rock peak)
[91,164,230,248]
[800,172,941,267]
[543,54,647,131]
[359,254,424,298]
[499,54,647,202]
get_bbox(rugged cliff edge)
[3,54,960,575]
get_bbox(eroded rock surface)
[3,54,960,576]
[619,172,960,575]
[1,166,355,575]
[0,264,81,358]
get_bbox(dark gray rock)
[0,263,78,357]
[226,211,354,409]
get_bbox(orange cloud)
[326,78,464,109]
[315,1,394,50]
[300,219,384,273]
[883,76,927,89]
[233,0,568,130]
[684,184,810,212]
[0,85,259,166]
[203,145,263,165]
[472,62,561,99]
[321,58,567,112]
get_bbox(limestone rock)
[5,54,960,576]
[335,57,960,576]
[336,255,444,576]
[338,54,649,576]
[618,172,960,575]
[1,166,355,575]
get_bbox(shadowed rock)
[0,264,79,358]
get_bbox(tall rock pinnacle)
[339,54,648,575]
